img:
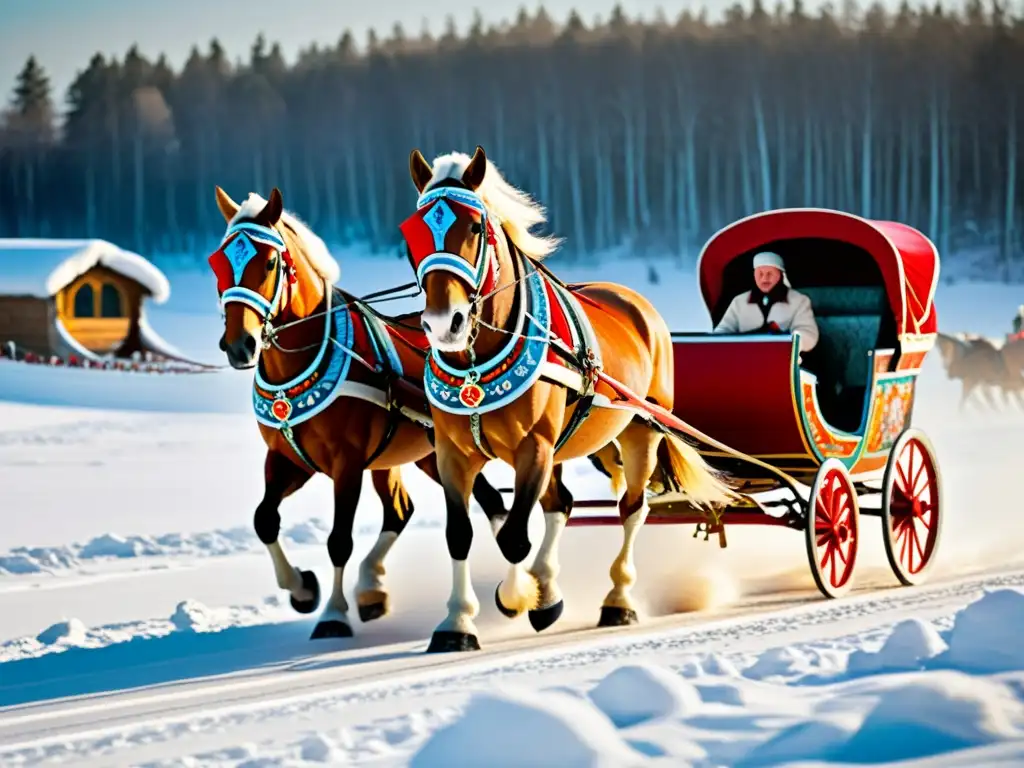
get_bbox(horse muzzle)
[421,304,472,353]
[224,332,259,369]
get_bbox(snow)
[0,250,1023,765]
[587,663,703,726]
[0,238,171,303]
[410,687,649,767]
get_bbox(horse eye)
[470,222,483,235]
[267,255,278,271]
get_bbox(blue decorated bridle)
[209,221,295,324]
[399,185,498,296]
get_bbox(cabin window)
[73,284,95,317]
[100,283,124,318]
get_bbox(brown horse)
[209,185,514,640]
[399,146,734,653]
[935,331,1024,410]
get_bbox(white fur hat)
[752,251,785,272]
[752,251,790,286]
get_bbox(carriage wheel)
[881,429,942,586]
[805,458,860,598]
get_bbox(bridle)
[209,221,299,347]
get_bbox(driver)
[713,251,820,353]
[1011,304,1024,340]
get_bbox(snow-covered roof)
[0,239,171,304]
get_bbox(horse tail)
[658,431,736,510]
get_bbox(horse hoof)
[494,585,521,619]
[358,601,388,623]
[426,630,480,653]
[598,606,638,627]
[310,620,353,640]
[528,600,564,632]
[289,570,321,615]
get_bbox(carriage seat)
[800,286,888,431]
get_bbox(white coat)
[713,287,820,353]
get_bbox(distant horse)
[208,185,516,640]
[399,146,734,652]
[935,331,1024,410]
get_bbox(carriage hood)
[697,209,940,337]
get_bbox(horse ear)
[214,185,239,222]
[257,187,284,226]
[462,145,487,191]
[409,149,433,193]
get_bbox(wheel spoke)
[911,454,928,498]
[896,459,912,494]
[911,527,925,571]
[835,541,849,566]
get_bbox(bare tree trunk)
[752,84,772,210]
[928,85,941,244]
[861,58,873,218]
[898,111,910,223]
[1003,92,1017,278]
[803,111,814,207]
[133,132,145,251]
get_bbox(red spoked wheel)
[881,428,942,586]
[805,458,860,598]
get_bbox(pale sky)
[0,0,836,112]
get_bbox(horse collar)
[252,289,355,429]
[425,268,551,415]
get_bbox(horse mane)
[424,151,563,261]
[230,193,341,284]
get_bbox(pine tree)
[10,55,54,143]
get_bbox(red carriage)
[567,208,944,599]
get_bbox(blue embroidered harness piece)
[425,269,552,416]
[252,288,356,428]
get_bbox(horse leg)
[522,464,573,632]
[494,435,556,618]
[255,451,318,613]
[310,462,363,639]
[980,386,1000,412]
[416,453,509,537]
[587,441,626,500]
[959,381,976,413]
[353,467,414,623]
[428,446,487,653]
[599,421,659,627]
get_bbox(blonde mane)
[425,151,563,260]
[230,193,341,284]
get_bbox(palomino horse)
[936,331,1024,410]
[208,185,515,640]
[399,146,734,652]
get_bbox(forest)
[0,2,1021,276]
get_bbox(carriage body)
[678,207,940,484]
[570,209,944,598]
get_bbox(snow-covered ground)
[0,251,1023,766]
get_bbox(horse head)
[208,185,338,369]
[399,145,561,360]
[398,146,496,354]
[935,332,963,378]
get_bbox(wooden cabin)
[0,239,180,360]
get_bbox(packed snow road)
[3,562,1023,766]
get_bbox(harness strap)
[280,423,321,474]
